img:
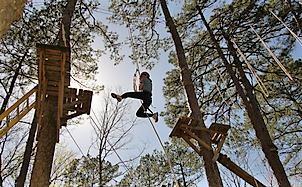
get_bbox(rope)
[231,39,269,97]
[65,126,98,179]
[126,18,180,187]
[142,104,180,187]
[269,9,302,46]
[127,18,141,75]
[65,127,87,158]
[249,24,293,81]
[89,109,142,187]
[213,65,237,109]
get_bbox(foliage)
[60,155,120,186]
[0,0,124,185]
[161,0,302,185]
[117,138,204,187]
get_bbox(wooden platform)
[36,43,71,96]
[60,88,93,125]
[170,116,230,162]
[35,44,93,142]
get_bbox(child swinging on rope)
[111,72,158,123]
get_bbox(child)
[111,72,158,122]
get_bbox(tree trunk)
[15,112,37,187]
[226,35,291,187]
[30,0,77,186]
[197,7,291,187]
[29,96,58,187]
[159,1,223,187]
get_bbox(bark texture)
[159,1,223,186]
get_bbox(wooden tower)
[36,43,92,141]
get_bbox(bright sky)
[60,1,186,186]
[58,1,302,186]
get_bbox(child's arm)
[139,82,144,90]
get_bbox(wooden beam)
[180,126,212,150]
[0,86,37,122]
[218,154,266,187]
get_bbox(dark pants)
[121,91,154,118]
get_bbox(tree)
[160,0,224,186]
[108,0,224,186]
[162,0,301,186]
[0,0,123,185]
[118,138,204,187]
[61,155,119,186]
[92,87,139,186]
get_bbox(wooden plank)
[45,55,70,61]
[44,58,70,64]
[209,123,230,133]
[47,80,69,86]
[169,117,183,138]
[212,135,227,162]
[84,90,93,114]
[45,65,70,71]
[182,135,202,156]
[218,154,266,187]
[36,43,70,52]
[0,86,37,121]
[181,127,212,150]
[0,102,36,138]
[45,60,70,67]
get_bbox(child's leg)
[122,92,145,100]
[136,100,153,118]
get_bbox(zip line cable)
[249,24,293,81]
[231,39,269,97]
[65,127,87,158]
[65,126,99,179]
[126,19,180,187]
[269,9,302,46]
[89,109,142,187]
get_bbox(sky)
[58,1,302,187]
[61,1,189,186]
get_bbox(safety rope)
[142,104,180,187]
[250,24,293,81]
[269,9,302,46]
[90,109,142,187]
[65,126,98,179]
[127,18,141,92]
[126,19,180,187]
[231,39,269,97]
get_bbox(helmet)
[140,71,150,78]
